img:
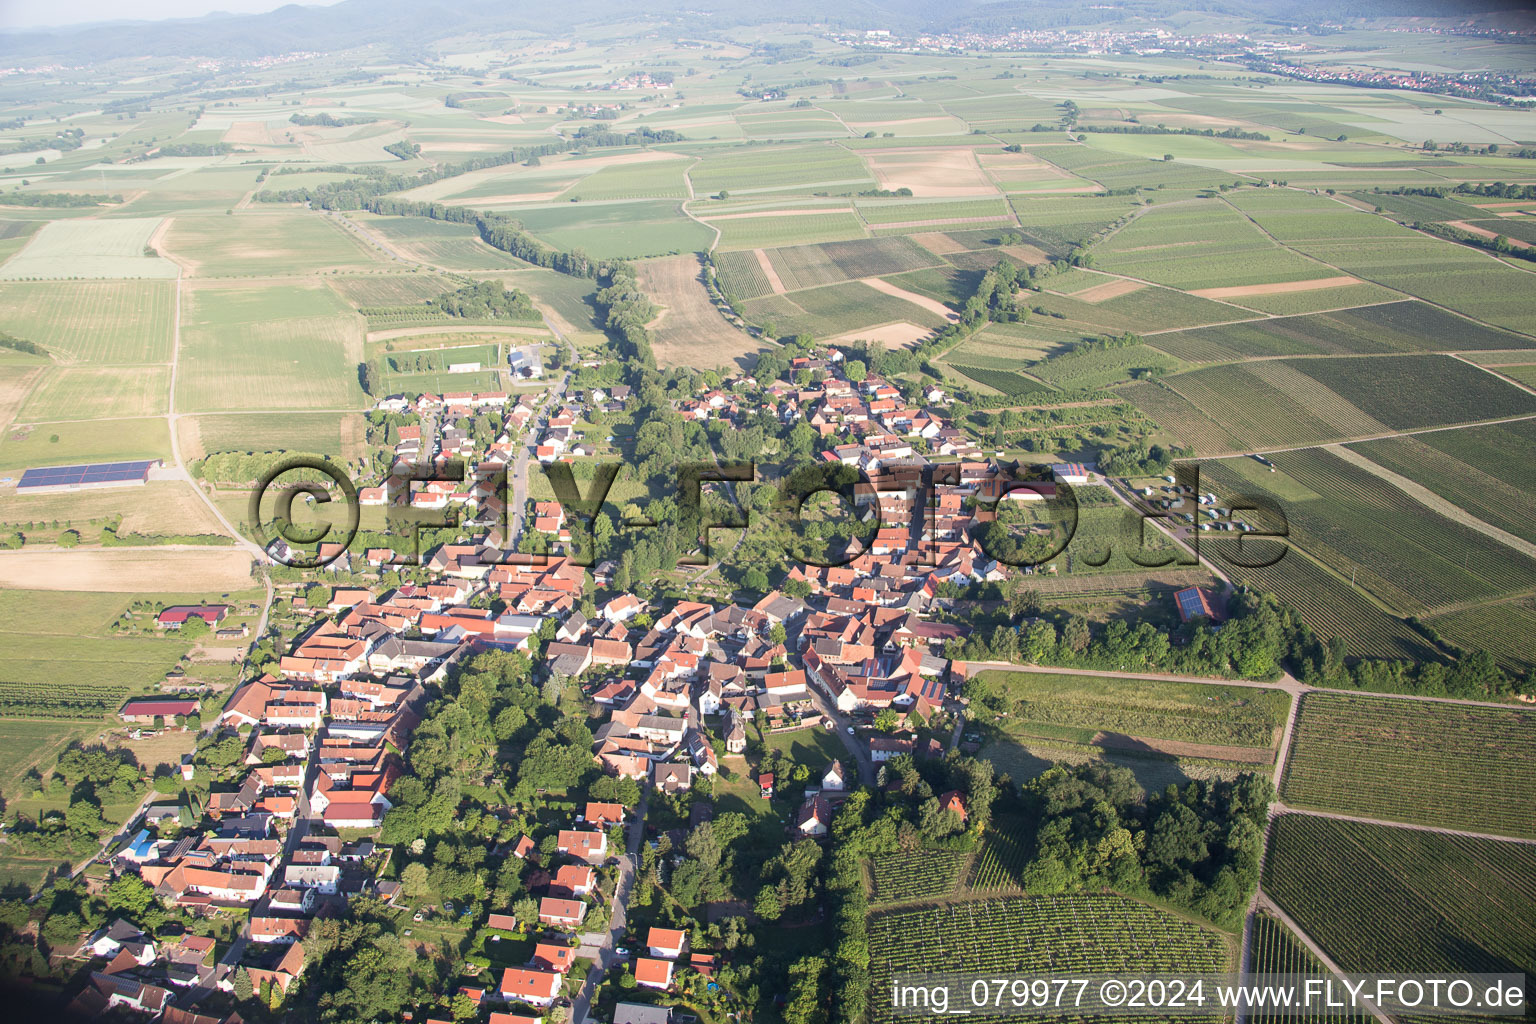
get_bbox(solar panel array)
[1175,587,1207,619]
[18,460,156,489]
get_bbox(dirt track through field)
[859,276,960,320]
[1325,443,1536,561]
[754,249,787,294]
[1189,276,1361,299]
[1446,220,1531,249]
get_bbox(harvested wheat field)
[0,548,254,592]
[866,148,997,197]
[827,321,932,349]
[907,232,969,256]
[636,255,770,369]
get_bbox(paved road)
[570,785,649,1024]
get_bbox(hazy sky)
[0,0,343,32]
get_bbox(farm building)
[17,459,161,493]
[119,697,200,724]
[155,605,230,630]
[1049,462,1095,485]
[1173,586,1216,623]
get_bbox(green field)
[710,211,868,250]
[1095,201,1340,290]
[856,197,1012,226]
[713,249,774,300]
[1263,815,1536,993]
[1146,301,1532,363]
[1347,425,1536,545]
[1202,449,1536,616]
[0,280,174,363]
[974,669,1286,752]
[510,200,712,260]
[868,894,1232,1024]
[1152,354,1536,454]
[17,365,170,422]
[1030,344,1177,390]
[167,211,385,276]
[175,282,368,413]
[556,158,692,201]
[1292,236,1536,337]
[1246,912,1370,1024]
[187,410,362,459]
[741,279,946,337]
[689,144,874,194]
[1215,545,1436,662]
[328,272,455,307]
[869,849,972,905]
[358,214,529,271]
[0,416,171,472]
[1424,598,1536,675]
[947,364,1055,397]
[1281,693,1536,837]
[1031,279,1249,334]
[0,217,178,279]
[764,236,940,291]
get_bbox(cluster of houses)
[70,346,1125,1021]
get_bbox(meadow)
[18,365,170,422]
[357,214,528,270]
[1281,693,1536,837]
[166,211,386,277]
[0,217,178,279]
[510,200,712,260]
[175,282,368,413]
[972,669,1289,752]
[0,416,171,472]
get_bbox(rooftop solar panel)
[18,460,156,489]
